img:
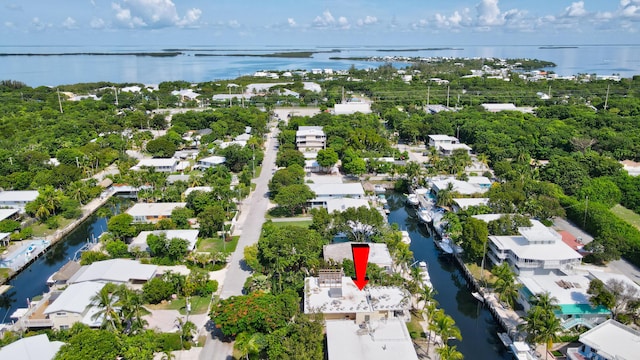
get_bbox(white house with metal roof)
[43,281,106,330]
[68,259,157,285]
[0,334,64,360]
[324,198,370,214]
[323,242,392,273]
[308,183,366,209]
[196,156,226,169]
[130,158,178,172]
[431,176,491,195]
[487,220,582,275]
[296,126,326,152]
[567,319,640,360]
[129,230,199,253]
[0,208,19,222]
[0,190,39,212]
[126,202,187,223]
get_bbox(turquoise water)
[556,304,610,315]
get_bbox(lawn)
[611,204,640,231]
[270,220,312,228]
[146,295,211,315]
[0,268,11,282]
[197,235,239,254]
[467,262,497,287]
[31,218,74,237]
[407,312,427,339]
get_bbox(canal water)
[0,214,108,324]
[386,192,512,359]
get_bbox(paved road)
[199,121,280,360]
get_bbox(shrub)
[142,277,175,304]
[45,216,60,229]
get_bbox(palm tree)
[416,285,438,310]
[476,153,490,170]
[531,292,560,314]
[522,305,562,360]
[175,317,197,349]
[436,344,464,360]
[494,276,521,309]
[91,286,121,331]
[234,332,263,360]
[117,286,148,334]
[430,311,462,343]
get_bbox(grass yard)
[31,218,74,237]
[270,220,312,228]
[0,268,11,282]
[197,235,239,254]
[146,295,211,315]
[407,312,427,339]
[467,262,497,287]
[611,204,640,231]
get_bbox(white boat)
[374,185,386,194]
[401,231,411,244]
[406,193,419,206]
[417,208,432,223]
[437,237,463,255]
[377,194,388,205]
[471,291,485,303]
[418,261,428,271]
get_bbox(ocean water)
[1,44,639,86]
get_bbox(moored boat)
[417,208,432,223]
[406,193,419,206]
[401,230,411,244]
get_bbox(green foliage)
[341,148,366,176]
[576,177,622,207]
[273,184,315,216]
[487,214,532,235]
[316,148,338,169]
[0,219,20,233]
[54,325,123,360]
[146,233,189,261]
[171,207,193,229]
[145,137,177,158]
[275,148,305,168]
[107,213,136,240]
[143,277,176,304]
[461,217,489,262]
[105,240,130,258]
[197,205,226,238]
[265,315,324,360]
[268,164,305,198]
[80,250,110,265]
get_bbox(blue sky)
[1,0,640,46]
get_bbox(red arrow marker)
[351,243,370,290]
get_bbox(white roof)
[323,243,392,267]
[0,334,64,360]
[0,208,19,221]
[184,186,213,197]
[121,85,142,93]
[325,319,418,360]
[453,198,489,210]
[579,320,640,360]
[518,273,593,306]
[303,82,322,92]
[588,270,640,294]
[467,176,492,185]
[0,190,39,203]
[519,220,562,243]
[129,230,199,252]
[431,177,488,195]
[126,202,187,217]
[297,126,325,136]
[308,183,365,197]
[166,175,191,184]
[198,156,226,165]
[472,213,509,223]
[439,143,472,152]
[482,103,517,111]
[44,281,105,315]
[69,259,157,284]
[325,198,370,213]
[304,277,408,314]
[428,134,458,141]
[490,234,582,262]
[133,158,177,168]
[171,89,200,99]
[235,133,251,142]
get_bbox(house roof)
[52,261,81,282]
[0,208,19,221]
[129,230,199,252]
[132,158,177,168]
[44,281,105,315]
[0,190,39,203]
[558,230,584,252]
[431,177,488,195]
[325,319,418,360]
[323,242,392,267]
[518,273,608,311]
[198,156,226,165]
[588,270,640,294]
[126,202,187,217]
[184,186,213,197]
[472,213,510,223]
[296,126,325,136]
[453,198,489,210]
[579,319,640,360]
[489,234,582,262]
[325,198,370,213]
[482,103,517,111]
[0,334,64,360]
[166,175,191,184]
[308,183,365,197]
[428,134,458,142]
[68,259,157,284]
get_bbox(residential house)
[307,183,365,209]
[43,281,106,330]
[129,230,199,253]
[196,156,226,169]
[183,186,213,197]
[323,242,392,273]
[452,198,489,212]
[325,198,370,214]
[567,320,640,360]
[304,275,410,323]
[431,176,491,195]
[428,134,459,148]
[620,160,640,176]
[0,190,39,212]
[130,158,178,172]
[0,334,64,360]
[517,273,610,330]
[0,232,10,247]
[126,202,187,224]
[334,99,372,115]
[68,259,157,285]
[487,220,582,275]
[296,126,326,152]
[325,318,419,360]
[171,89,200,103]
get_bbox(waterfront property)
[0,190,39,212]
[452,198,489,212]
[486,219,582,275]
[129,229,199,253]
[517,273,610,330]
[296,126,326,152]
[0,333,64,359]
[42,281,106,330]
[130,158,178,172]
[0,239,50,271]
[325,318,418,360]
[431,176,491,195]
[126,202,187,223]
[307,183,366,209]
[324,198,371,214]
[323,242,393,273]
[304,274,410,323]
[68,259,157,285]
[196,155,226,169]
[567,319,640,360]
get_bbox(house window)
[60,325,69,330]
[56,312,66,316]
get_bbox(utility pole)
[583,195,589,228]
[426,86,430,106]
[252,144,256,177]
[446,85,450,108]
[113,86,118,107]
[604,84,610,110]
[57,88,63,114]
[75,156,80,168]
[548,85,551,99]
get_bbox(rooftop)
[323,243,392,267]
[428,134,458,141]
[0,190,39,203]
[0,208,19,221]
[129,230,199,252]
[453,198,489,210]
[325,198,370,213]
[490,232,582,262]
[431,177,488,195]
[325,319,418,360]
[0,334,64,360]
[518,220,563,244]
[438,143,472,151]
[579,319,640,360]
[44,281,105,315]
[126,202,187,217]
[308,183,365,197]
[131,158,177,169]
[296,126,325,136]
[198,155,226,165]
[518,273,609,313]
[68,259,157,284]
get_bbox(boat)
[374,185,386,194]
[418,261,432,288]
[471,291,485,303]
[510,341,538,360]
[497,332,513,348]
[417,208,432,223]
[437,237,463,255]
[377,194,388,205]
[406,193,419,206]
[401,231,411,244]
[418,261,428,271]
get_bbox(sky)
[1,0,640,47]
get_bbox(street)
[199,120,280,360]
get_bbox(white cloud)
[620,0,640,20]
[111,0,202,28]
[62,17,78,29]
[433,9,472,29]
[90,17,106,29]
[5,22,14,28]
[563,2,588,17]
[338,16,350,29]
[31,17,52,31]
[287,18,296,27]
[356,16,378,27]
[227,20,240,29]
[313,10,335,28]
[476,0,504,26]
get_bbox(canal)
[386,192,512,359]
[0,214,108,324]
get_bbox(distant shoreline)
[376,48,464,52]
[539,46,579,49]
[0,52,182,57]
[194,50,341,58]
